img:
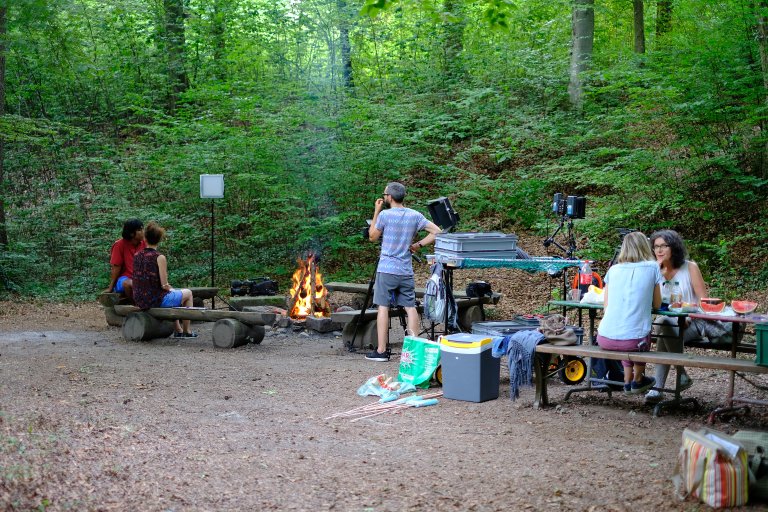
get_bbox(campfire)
[287,253,332,320]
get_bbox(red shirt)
[110,238,147,278]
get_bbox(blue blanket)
[492,330,546,400]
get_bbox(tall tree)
[633,0,645,54]
[568,0,594,108]
[442,0,465,78]
[210,0,227,81]
[164,0,188,111]
[0,4,7,248]
[655,0,672,42]
[756,1,768,177]
[337,0,353,89]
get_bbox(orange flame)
[288,254,331,319]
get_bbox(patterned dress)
[132,248,168,310]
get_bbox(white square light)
[200,174,224,198]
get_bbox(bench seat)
[325,281,502,305]
[113,305,275,349]
[533,343,768,415]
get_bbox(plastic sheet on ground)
[357,374,416,402]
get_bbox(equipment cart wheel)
[558,356,587,385]
[434,365,442,385]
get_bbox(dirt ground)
[2,297,768,512]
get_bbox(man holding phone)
[366,182,442,361]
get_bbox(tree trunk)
[0,6,8,248]
[443,0,465,78]
[568,0,595,109]
[756,1,768,177]
[633,0,646,54]
[212,318,264,348]
[337,0,353,89]
[656,0,672,43]
[123,312,175,341]
[164,0,188,112]
[211,0,226,81]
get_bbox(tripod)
[607,228,637,268]
[346,268,409,353]
[542,214,578,259]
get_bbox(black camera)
[230,277,279,297]
[552,193,586,219]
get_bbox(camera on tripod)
[552,193,586,219]
[230,277,279,297]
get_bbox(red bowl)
[732,300,758,315]
[699,297,725,313]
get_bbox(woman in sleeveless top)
[133,222,197,339]
[645,230,707,403]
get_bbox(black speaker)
[427,197,460,232]
[566,196,586,219]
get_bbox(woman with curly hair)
[645,229,711,403]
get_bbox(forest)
[1,0,767,300]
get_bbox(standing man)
[366,182,442,361]
[105,219,146,301]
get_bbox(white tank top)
[669,261,696,304]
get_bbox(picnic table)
[544,299,768,418]
[687,311,768,422]
[426,255,582,336]
[325,281,501,348]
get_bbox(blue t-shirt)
[375,207,428,276]
[597,260,664,340]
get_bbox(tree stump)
[342,319,378,350]
[122,312,175,341]
[458,305,484,332]
[104,306,124,327]
[212,318,265,349]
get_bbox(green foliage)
[2,0,768,302]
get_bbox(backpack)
[424,263,447,323]
[733,430,768,502]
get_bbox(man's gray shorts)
[373,272,416,308]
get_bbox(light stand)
[543,215,578,259]
[200,174,225,309]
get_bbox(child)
[596,231,663,394]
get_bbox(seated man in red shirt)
[105,219,146,300]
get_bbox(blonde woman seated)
[596,232,663,394]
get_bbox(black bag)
[466,281,492,298]
[250,278,279,296]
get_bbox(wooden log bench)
[113,305,275,349]
[533,343,768,417]
[330,295,500,349]
[98,287,219,327]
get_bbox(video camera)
[230,277,279,297]
[551,193,586,219]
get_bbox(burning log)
[287,253,332,320]
[286,264,307,317]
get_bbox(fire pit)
[286,254,339,333]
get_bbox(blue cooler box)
[439,333,500,402]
